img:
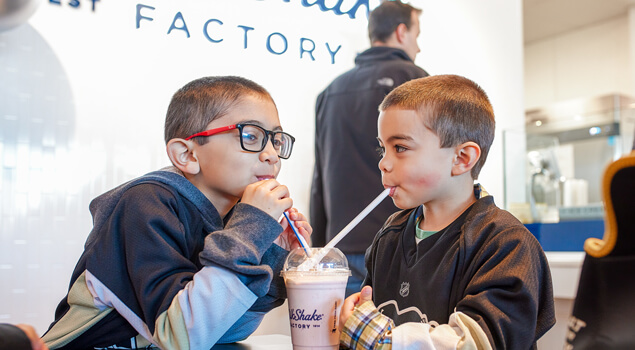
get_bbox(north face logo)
[377,77,394,87]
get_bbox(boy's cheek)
[414,172,442,187]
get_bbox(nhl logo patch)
[399,282,410,297]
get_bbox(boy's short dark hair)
[164,76,276,144]
[368,1,421,44]
[379,74,495,179]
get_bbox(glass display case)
[503,94,635,250]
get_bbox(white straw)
[297,188,390,270]
[324,188,390,249]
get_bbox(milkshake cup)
[281,247,351,350]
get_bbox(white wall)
[525,14,634,110]
[0,0,525,338]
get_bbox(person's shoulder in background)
[0,323,48,350]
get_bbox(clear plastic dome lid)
[282,247,350,275]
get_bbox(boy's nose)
[378,156,391,172]
[260,137,279,163]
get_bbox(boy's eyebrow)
[384,134,414,143]
[239,119,283,131]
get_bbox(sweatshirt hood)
[85,166,221,248]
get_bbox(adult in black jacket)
[310,0,428,296]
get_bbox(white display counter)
[537,252,586,349]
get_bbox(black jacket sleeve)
[310,90,328,247]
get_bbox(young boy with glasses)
[43,76,311,350]
[338,75,555,349]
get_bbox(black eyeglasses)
[185,123,295,159]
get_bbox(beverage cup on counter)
[281,247,351,350]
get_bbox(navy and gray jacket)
[43,167,288,349]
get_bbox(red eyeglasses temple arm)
[184,124,237,140]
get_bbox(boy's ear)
[451,142,481,177]
[166,139,201,175]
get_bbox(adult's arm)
[310,91,328,247]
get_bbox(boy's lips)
[256,175,275,181]
[385,186,396,197]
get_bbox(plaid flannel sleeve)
[340,301,395,350]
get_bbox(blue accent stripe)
[525,220,604,251]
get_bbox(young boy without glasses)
[43,76,311,350]
[339,75,555,349]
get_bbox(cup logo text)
[289,308,324,322]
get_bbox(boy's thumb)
[359,286,373,304]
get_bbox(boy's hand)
[241,179,293,220]
[275,208,312,250]
[339,286,373,332]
